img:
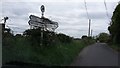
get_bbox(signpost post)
[40,5,45,46]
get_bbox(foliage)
[57,33,73,43]
[23,28,73,47]
[107,4,120,52]
[23,28,58,47]
[3,35,86,65]
[108,4,120,44]
[3,27,95,65]
[81,35,87,39]
[110,44,120,52]
[2,29,14,39]
[97,33,110,43]
[81,36,95,45]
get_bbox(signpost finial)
[41,5,45,17]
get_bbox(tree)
[57,33,72,43]
[81,35,87,39]
[108,4,120,44]
[98,33,109,43]
[23,28,57,46]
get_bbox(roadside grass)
[110,44,120,52]
[3,37,93,65]
[30,40,86,65]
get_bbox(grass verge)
[110,44,120,52]
[3,37,87,66]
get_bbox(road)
[71,43,119,66]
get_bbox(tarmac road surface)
[71,43,119,66]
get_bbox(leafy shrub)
[57,33,73,43]
[98,33,110,43]
[23,28,73,47]
[81,36,95,45]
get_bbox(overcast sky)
[0,0,119,38]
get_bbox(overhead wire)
[104,0,111,24]
[104,0,109,18]
[84,0,89,19]
[84,0,91,36]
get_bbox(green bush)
[98,33,110,43]
[108,4,120,44]
[3,28,87,65]
[23,29,73,47]
[81,36,95,45]
[57,33,73,43]
[3,36,86,65]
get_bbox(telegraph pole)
[88,19,91,37]
[91,29,93,37]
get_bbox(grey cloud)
[57,28,88,38]
[1,1,118,38]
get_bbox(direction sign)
[29,15,58,25]
[28,20,44,27]
[29,14,58,31]
[29,20,58,28]
[29,15,44,23]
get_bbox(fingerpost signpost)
[28,5,58,46]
